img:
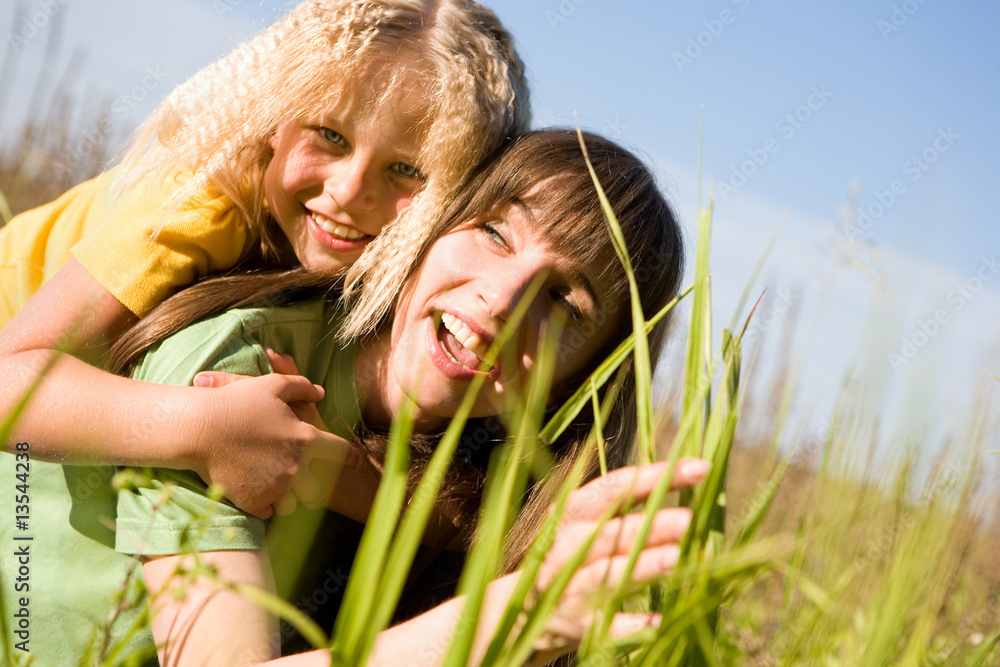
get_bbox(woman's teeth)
[440,312,492,368]
[314,213,366,240]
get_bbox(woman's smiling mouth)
[427,311,499,379]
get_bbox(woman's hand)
[529,458,708,661]
[367,459,709,667]
[191,348,361,519]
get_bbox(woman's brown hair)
[400,130,684,571]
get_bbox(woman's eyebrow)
[570,268,601,316]
[508,196,532,221]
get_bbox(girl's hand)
[529,458,709,661]
[192,349,361,518]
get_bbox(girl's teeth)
[314,213,365,240]
[440,312,491,364]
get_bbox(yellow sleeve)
[71,171,256,316]
[0,172,112,325]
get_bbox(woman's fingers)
[192,370,247,387]
[564,459,710,522]
[264,347,301,375]
[529,463,706,654]
[274,490,299,516]
[564,544,682,598]
[554,508,693,570]
[539,510,689,589]
[606,612,662,640]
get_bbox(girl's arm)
[0,260,353,518]
[143,550,281,667]
[141,459,707,666]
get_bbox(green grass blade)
[539,285,690,445]
[352,277,547,666]
[479,437,601,665]
[575,127,655,464]
[441,327,559,666]
[680,204,714,458]
[330,399,415,661]
[591,379,608,475]
[967,630,1000,667]
[0,186,12,225]
[230,582,329,650]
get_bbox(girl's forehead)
[315,59,429,125]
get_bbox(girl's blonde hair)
[115,0,529,269]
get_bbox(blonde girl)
[0,0,529,517]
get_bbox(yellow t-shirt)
[0,167,256,326]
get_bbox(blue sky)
[3,0,998,457]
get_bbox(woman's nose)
[478,259,553,322]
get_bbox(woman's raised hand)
[528,458,709,660]
[188,348,360,519]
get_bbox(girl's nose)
[326,157,377,212]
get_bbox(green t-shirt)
[0,297,361,666]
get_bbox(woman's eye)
[479,221,506,245]
[392,162,425,180]
[550,288,584,324]
[319,128,346,146]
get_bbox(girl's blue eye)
[319,128,345,145]
[393,162,425,180]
